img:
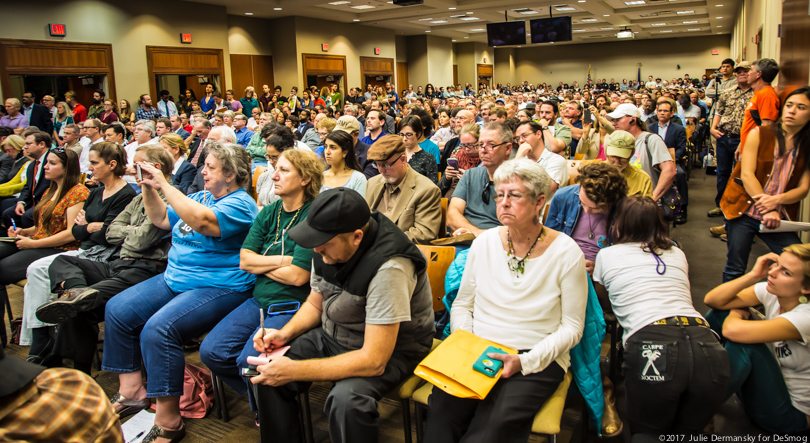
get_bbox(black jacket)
[25,104,54,135]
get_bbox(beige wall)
[494,35,731,86]
[426,36,453,89]
[406,36,429,88]
[454,43,476,86]
[1,0,230,104]
[228,15,274,56]
[730,0,781,63]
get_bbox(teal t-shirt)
[164,189,259,293]
[419,139,441,164]
[241,200,314,308]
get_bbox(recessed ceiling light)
[676,10,694,14]
[328,1,351,4]
[578,0,586,2]
[425,30,430,32]
[573,29,585,32]
[452,39,457,41]
[717,32,722,34]
[517,46,521,48]
[353,18,360,21]
[469,28,485,31]
[466,11,474,14]
[716,4,723,6]
[274,7,282,10]
[624,0,645,4]
[717,25,723,27]
[431,20,447,23]
[448,7,456,9]
[600,27,614,30]
[464,36,469,38]
[519,10,539,14]
[582,18,598,22]
[556,7,576,11]
[651,23,666,26]
[245,12,253,15]
[603,14,610,16]
[460,17,479,20]
[683,20,698,24]
[716,16,723,18]
[687,28,700,31]
[418,17,433,20]
[660,30,673,33]
[351,5,375,9]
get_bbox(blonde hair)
[1,135,25,155]
[159,133,188,157]
[281,149,324,202]
[783,244,810,289]
[316,117,337,132]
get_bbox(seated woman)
[101,143,258,443]
[256,125,297,208]
[576,105,615,160]
[400,116,438,185]
[34,145,174,375]
[0,149,89,362]
[201,148,323,414]
[0,135,30,195]
[704,246,810,434]
[24,142,135,364]
[592,196,729,437]
[321,130,367,196]
[439,123,480,197]
[159,133,196,194]
[423,159,587,443]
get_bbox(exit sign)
[49,24,66,37]
[180,33,192,44]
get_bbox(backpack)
[150,364,214,418]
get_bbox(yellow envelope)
[414,329,517,400]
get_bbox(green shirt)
[246,131,266,161]
[241,200,313,308]
[87,104,104,120]
[329,92,342,108]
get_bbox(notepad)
[246,346,291,366]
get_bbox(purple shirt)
[0,114,29,130]
[571,211,608,262]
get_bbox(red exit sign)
[180,33,192,44]
[49,24,66,37]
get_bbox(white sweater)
[451,228,587,374]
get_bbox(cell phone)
[241,366,260,377]
[472,346,507,378]
[136,164,142,181]
[749,109,762,126]
[267,301,300,316]
[583,108,592,124]
[447,158,459,169]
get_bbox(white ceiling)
[194,0,739,46]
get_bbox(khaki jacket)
[365,167,442,244]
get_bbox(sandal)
[142,423,186,443]
[109,392,150,419]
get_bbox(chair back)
[568,160,581,185]
[439,198,448,238]
[252,166,267,202]
[416,245,456,312]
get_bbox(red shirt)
[72,104,88,123]
[184,124,193,133]
[739,85,780,153]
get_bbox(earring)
[800,296,808,304]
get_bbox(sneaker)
[35,288,101,324]
[707,207,723,217]
[710,226,726,237]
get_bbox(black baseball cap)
[0,346,45,397]
[288,188,371,249]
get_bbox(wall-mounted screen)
[529,17,573,43]
[487,21,527,46]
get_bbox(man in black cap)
[0,347,123,441]
[250,187,435,443]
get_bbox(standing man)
[169,115,191,139]
[707,62,753,220]
[0,99,29,134]
[87,90,105,120]
[135,94,160,121]
[737,58,781,157]
[560,101,584,158]
[21,91,54,135]
[65,91,87,124]
[649,98,689,224]
[259,85,273,112]
[705,59,738,113]
[252,188,434,443]
[2,132,51,228]
[42,95,58,122]
[157,90,178,118]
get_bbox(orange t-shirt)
[739,85,780,153]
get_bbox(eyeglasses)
[494,191,533,203]
[478,141,509,152]
[375,154,404,170]
[482,179,493,205]
[264,154,279,162]
[398,132,416,139]
[460,142,480,150]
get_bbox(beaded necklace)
[506,227,545,277]
[262,204,302,255]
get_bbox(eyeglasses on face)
[375,154,404,170]
[494,191,533,203]
[478,141,509,152]
[460,142,480,150]
[398,132,416,139]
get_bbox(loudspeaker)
[393,0,423,5]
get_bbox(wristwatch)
[541,126,549,131]
[17,201,26,208]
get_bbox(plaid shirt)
[0,368,123,442]
[135,105,160,121]
[715,86,753,136]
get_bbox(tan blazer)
[366,167,442,244]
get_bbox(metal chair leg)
[401,398,413,443]
[414,402,425,443]
[216,374,229,422]
[1,285,9,347]
[299,388,314,443]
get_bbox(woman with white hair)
[423,159,587,443]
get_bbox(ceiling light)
[603,14,610,16]
[717,25,722,27]
[469,28,485,31]
[519,11,540,14]
[328,1,351,4]
[624,0,645,4]
[452,39,457,41]
[351,5,375,9]
[466,11,474,14]
[578,0,586,2]
[687,28,700,31]
[425,30,430,32]
[274,7,282,10]
[464,36,469,38]
[556,7,576,11]
[660,30,673,33]
[418,17,433,20]
[716,16,723,18]
[353,18,360,21]
[716,4,723,6]
[460,17,479,20]
[651,23,666,26]
[617,29,634,38]
[676,10,694,14]
[431,20,448,23]
[717,32,722,34]
[600,27,615,30]
[573,29,585,32]
[683,20,698,24]
[517,46,522,48]
[582,18,598,22]
[245,12,253,15]
[448,7,456,9]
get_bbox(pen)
[259,307,266,354]
[10,219,17,233]
[127,431,144,443]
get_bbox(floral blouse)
[408,149,439,185]
[33,184,90,250]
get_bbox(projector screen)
[529,17,573,43]
[487,21,527,47]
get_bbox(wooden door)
[396,62,408,92]
[779,0,810,87]
[302,54,348,99]
[453,65,458,86]
[183,76,206,103]
[146,46,224,101]
[230,54,274,96]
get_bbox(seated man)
[514,121,568,197]
[365,135,442,244]
[33,146,173,374]
[251,188,435,443]
[603,130,654,198]
[536,100,572,157]
[447,122,513,237]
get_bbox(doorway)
[154,74,221,105]
[8,74,109,106]
[364,75,391,91]
[146,46,225,103]
[302,54,348,104]
[477,64,493,89]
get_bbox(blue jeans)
[199,298,294,404]
[101,273,251,398]
[722,214,800,283]
[715,133,740,206]
[705,309,808,433]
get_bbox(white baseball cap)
[606,103,642,120]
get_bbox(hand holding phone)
[472,346,507,378]
[447,158,458,169]
[583,108,592,124]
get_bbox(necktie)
[31,160,40,200]
[190,139,206,166]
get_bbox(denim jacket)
[545,184,582,236]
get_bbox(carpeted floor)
[2,165,772,442]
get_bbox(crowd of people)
[1,54,810,442]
